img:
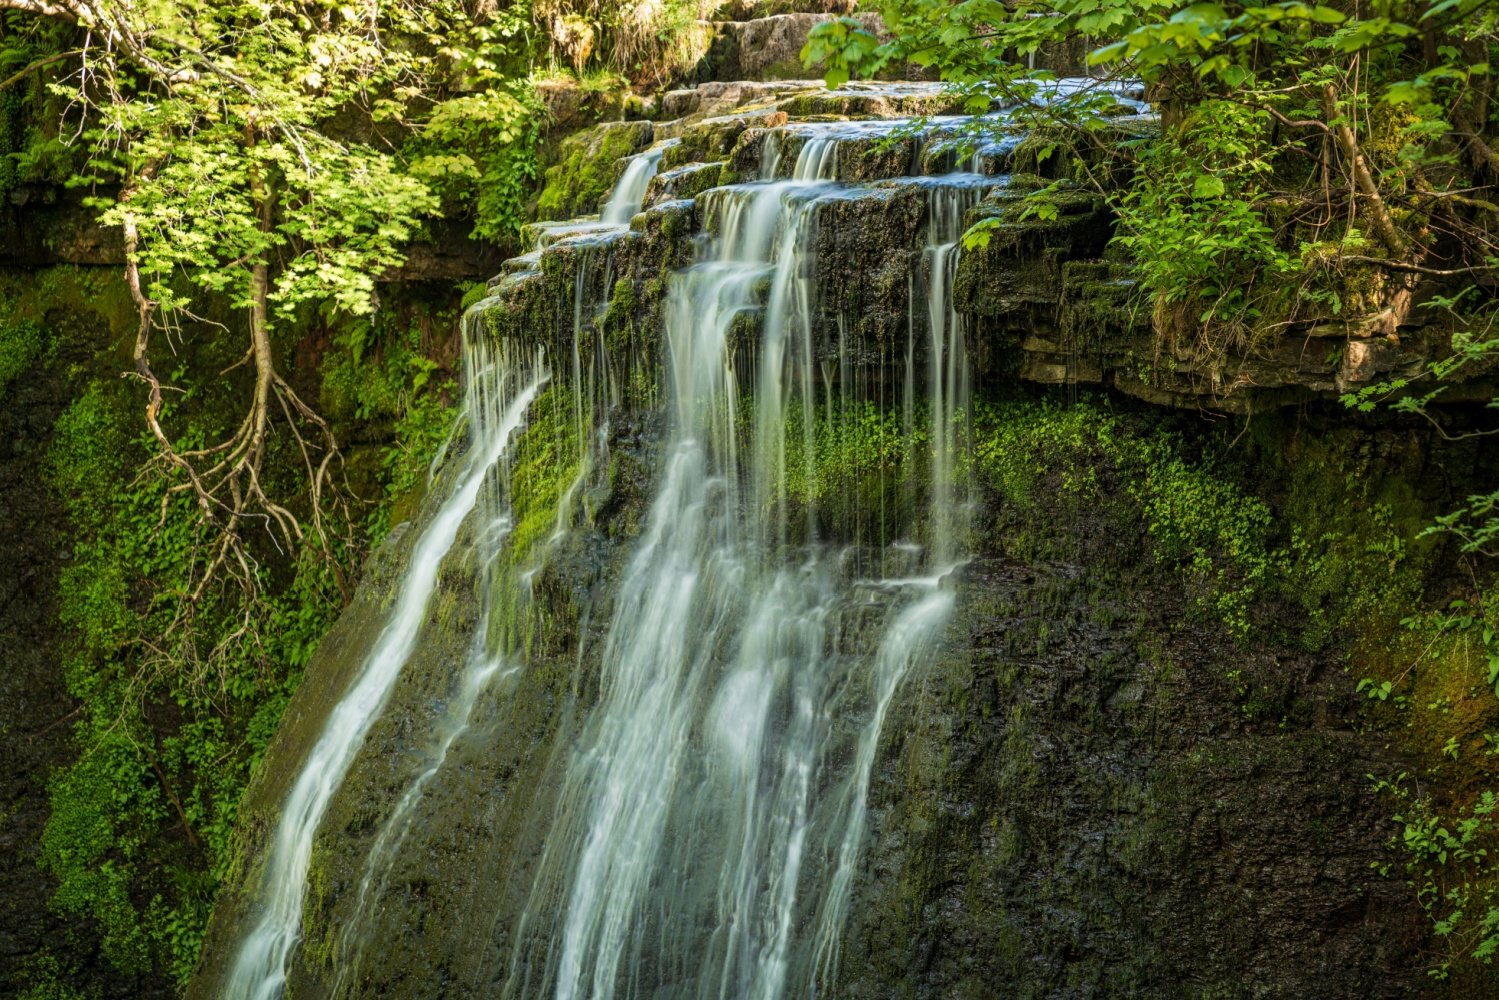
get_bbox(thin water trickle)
[602,148,665,225]
[221,330,546,1000]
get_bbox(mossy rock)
[534,120,655,222]
[646,160,727,203]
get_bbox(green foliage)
[13,953,96,1000]
[1112,100,1296,345]
[317,305,462,545]
[0,317,48,396]
[37,0,542,325]
[974,398,1278,638]
[1376,774,1499,975]
[0,12,79,201]
[800,15,883,90]
[417,88,543,243]
[40,379,346,984]
[377,390,461,539]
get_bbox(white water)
[601,148,665,225]
[332,615,516,994]
[921,176,986,561]
[505,129,977,1000]
[223,333,546,1000]
[221,100,993,1000]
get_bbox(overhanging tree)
[1,0,536,689]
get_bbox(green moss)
[775,397,930,546]
[13,953,97,1000]
[20,270,464,988]
[41,376,348,984]
[0,266,137,349]
[507,383,586,565]
[0,318,48,397]
[974,397,1280,638]
[534,120,653,221]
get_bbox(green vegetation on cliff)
[810,0,1499,977]
[1,266,469,988]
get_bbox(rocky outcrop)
[839,535,1425,998]
[522,85,1487,415]
[182,75,1465,999]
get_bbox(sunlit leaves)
[801,15,886,88]
[45,0,539,325]
[1191,173,1225,198]
[1088,1,1344,82]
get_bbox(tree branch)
[1321,83,1406,257]
[1337,256,1494,277]
[0,47,82,90]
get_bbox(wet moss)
[535,120,654,221]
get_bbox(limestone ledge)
[501,89,1487,415]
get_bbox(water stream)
[223,336,546,1000]
[223,94,996,1000]
[503,133,980,1000]
[601,148,665,225]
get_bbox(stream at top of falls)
[219,90,1016,1000]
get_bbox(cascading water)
[502,132,973,1000]
[601,148,665,225]
[221,329,546,1000]
[208,82,1018,1000]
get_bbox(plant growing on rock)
[0,0,535,692]
[808,0,1499,365]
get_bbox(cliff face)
[6,14,1494,998]
[186,73,1490,1000]
[190,394,1450,998]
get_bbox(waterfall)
[214,93,996,1000]
[222,331,546,1000]
[503,134,974,1000]
[601,148,664,225]
[921,175,987,562]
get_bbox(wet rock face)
[839,551,1424,999]
[207,402,1433,999]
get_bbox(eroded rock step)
[498,78,1458,411]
